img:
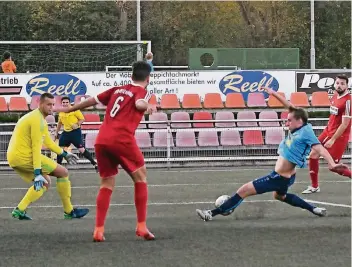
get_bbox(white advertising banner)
[0,70,296,103]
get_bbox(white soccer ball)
[215,195,234,216]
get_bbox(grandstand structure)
[0,91,350,169]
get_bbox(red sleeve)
[135,89,151,104]
[94,87,116,106]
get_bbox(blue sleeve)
[304,127,320,146]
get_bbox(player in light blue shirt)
[196,87,349,221]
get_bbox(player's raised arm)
[67,97,97,112]
[262,87,294,109]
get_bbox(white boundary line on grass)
[0,199,350,209]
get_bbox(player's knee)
[309,150,319,159]
[236,182,256,198]
[100,176,115,190]
[52,164,69,178]
[273,192,285,201]
[130,165,147,183]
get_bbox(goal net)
[0,41,151,73]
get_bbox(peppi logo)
[26,74,87,102]
[218,71,279,101]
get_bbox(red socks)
[95,187,112,228]
[134,182,148,224]
[309,158,319,188]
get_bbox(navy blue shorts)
[59,128,84,149]
[252,171,296,196]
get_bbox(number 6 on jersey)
[110,96,124,117]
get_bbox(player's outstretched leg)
[130,166,155,241]
[93,176,114,242]
[78,147,98,172]
[52,165,89,219]
[274,192,326,217]
[12,175,51,220]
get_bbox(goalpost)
[0,41,151,73]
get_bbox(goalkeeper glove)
[61,151,79,165]
[33,169,48,191]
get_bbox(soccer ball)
[215,195,234,216]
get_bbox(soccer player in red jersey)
[58,61,156,241]
[302,74,351,194]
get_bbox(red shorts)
[318,129,350,163]
[95,140,145,178]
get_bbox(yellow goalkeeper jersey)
[7,109,63,170]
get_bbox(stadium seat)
[280,111,288,120]
[193,111,213,128]
[138,116,147,129]
[0,97,8,112]
[160,94,180,109]
[215,111,235,127]
[9,97,28,111]
[225,93,246,108]
[198,131,219,147]
[81,113,100,130]
[265,128,285,145]
[135,131,152,148]
[149,94,158,105]
[148,112,168,129]
[45,115,56,125]
[54,95,63,110]
[182,94,202,109]
[85,132,98,149]
[311,92,330,107]
[243,130,264,145]
[175,131,197,147]
[153,131,173,147]
[259,111,280,127]
[74,95,93,110]
[268,92,286,108]
[236,111,257,127]
[220,130,241,146]
[30,95,40,110]
[247,93,266,107]
[203,93,224,108]
[290,92,309,107]
[171,111,191,128]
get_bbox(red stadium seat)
[9,97,28,111]
[81,113,100,130]
[74,95,93,110]
[225,93,246,108]
[247,93,267,107]
[175,131,197,147]
[290,92,310,107]
[215,111,235,128]
[311,92,330,107]
[135,132,152,148]
[220,130,241,146]
[149,94,158,105]
[198,131,219,147]
[236,111,257,127]
[148,112,168,129]
[268,92,286,108]
[160,94,180,109]
[171,112,191,128]
[182,94,202,109]
[265,128,285,145]
[30,95,40,110]
[153,131,173,147]
[259,111,280,127]
[193,111,213,128]
[243,130,264,145]
[203,93,224,108]
[0,97,8,112]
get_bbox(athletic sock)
[283,193,315,213]
[56,177,73,214]
[18,186,46,211]
[309,158,319,188]
[95,187,112,228]
[134,182,148,228]
[211,193,243,217]
[82,149,97,166]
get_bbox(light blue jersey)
[146,60,154,72]
[278,123,320,168]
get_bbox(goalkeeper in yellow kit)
[7,93,89,220]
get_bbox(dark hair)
[40,93,54,102]
[336,74,349,84]
[132,61,151,82]
[3,51,11,60]
[61,96,70,102]
[288,106,308,124]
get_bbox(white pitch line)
[0,180,350,191]
[0,199,350,209]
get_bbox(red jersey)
[94,83,151,144]
[326,92,351,137]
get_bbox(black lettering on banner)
[296,71,351,94]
